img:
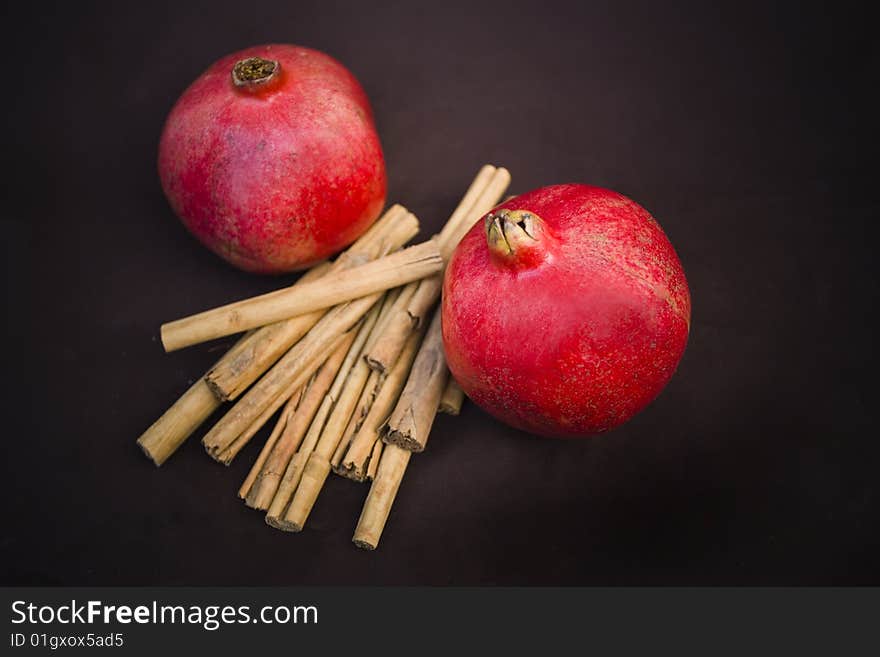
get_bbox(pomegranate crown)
[484,208,552,268]
[231,56,282,91]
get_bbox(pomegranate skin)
[442,184,691,438]
[158,44,387,273]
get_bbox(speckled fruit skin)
[158,44,387,273]
[442,184,691,438]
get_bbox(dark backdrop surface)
[2,1,877,584]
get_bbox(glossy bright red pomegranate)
[158,44,387,273]
[442,184,691,437]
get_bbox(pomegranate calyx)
[232,57,281,92]
[485,209,551,268]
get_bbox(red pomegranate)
[158,44,387,273]
[442,184,691,437]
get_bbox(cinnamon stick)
[238,387,303,499]
[365,166,510,373]
[349,308,449,549]
[201,292,383,461]
[313,293,399,464]
[363,283,420,373]
[339,168,515,547]
[223,328,350,468]
[136,378,220,467]
[438,378,465,415]
[264,454,305,528]
[249,300,381,510]
[136,205,415,466]
[205,208,418,401]
[437,167,512,257]
[242,327,356,507]
[383,307,447,452]
[367,276,439,372]
[352,443,412,550]
[362,166,499,372]
[264,301,381,526]
[277,294,401,531]
[277,453,333,531]
[329,373,378,469]
[161,240,442,352]
[366,439,384,481]
[264,399,331,527]
[338,325,425,481]
[277,430,356,531]
[351,331,452,548]
[362,285,417,371]
[264,374,342,529]
[135,329,256,466]
[218,373,308,466]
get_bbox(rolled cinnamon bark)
[362,290,419,374]
[205,209,418,401]
[350,168,513,547]
[363,284,418,372]
[366,439,384,481]
[307,291,401,470]
[364,167,510,373]
[238,387,302,499]
[201,292,383,462]
[218,383,298,466]
[135,328,261,466]
[338,325,425,481]
[161,240,442,352]
[265,306,379,528]
[330,371,379,470]
[366,284,438,377]
[279,298,396,530]
[220,326,355,464]
[264,452,309,528]
[252,297,383,511]
[232,331,349,473]
[243,326,357,508]
[438,378,465,416]
[435,164,499,253]
[438,167,511,257]
[264,410,326,528]
[331,421,355,469]
[136,205,416,465]
[136,378,221,467]
[352,444,412,550]
[273,453,332,531]
[383,308,448,453]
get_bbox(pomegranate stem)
[232,57,281,89]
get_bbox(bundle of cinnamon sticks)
[137,164,511,549]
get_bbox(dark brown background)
[2,0,877,584]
